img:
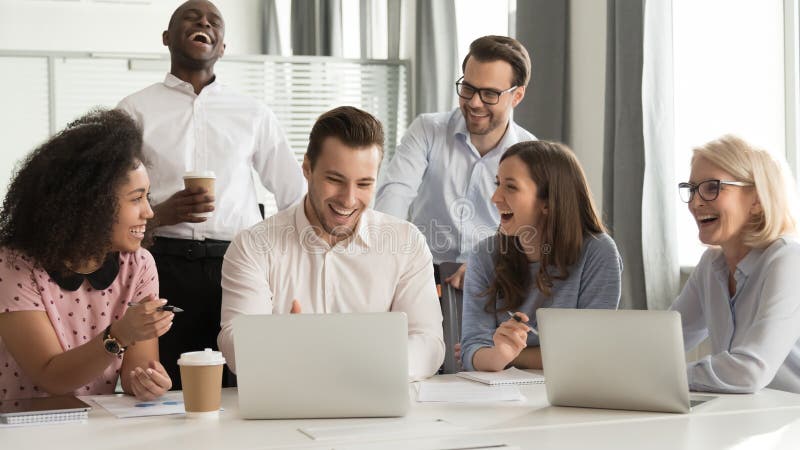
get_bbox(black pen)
[127,301,184,313]
[507,311,538,335]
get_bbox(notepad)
[0,395,91,425]
[456,367,545,385]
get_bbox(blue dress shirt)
[670,236,800,393]
[374,109,535,264]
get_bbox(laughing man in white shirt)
[218,107,445,381]
[117,0,306,388]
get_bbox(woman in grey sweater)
[460,140,622,372]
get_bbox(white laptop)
[232,312,410,419]
[537,308,714,414]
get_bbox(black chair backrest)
[438,262,464,374]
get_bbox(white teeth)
[129,226,146,236]
[470,111,489,117]
[498,210,513,215]
[331,206,355,216]
[189,31,212,44]
[696,214,718,221]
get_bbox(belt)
[150,237,231,260]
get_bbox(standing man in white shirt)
[117,0,306,387]
[218,106,445,381]
[375,35,535,289]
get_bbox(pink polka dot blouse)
[0,248,159,401]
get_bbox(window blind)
[1,51,410,216]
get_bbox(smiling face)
[302,137,381,245]
[110,164,154,253]
[688,156,760,253]
[492,155,547,240]
[459,58,525,142]
[162,0,225,70]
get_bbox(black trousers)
[150,237,235,389]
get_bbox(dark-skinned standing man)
[117,0,306,388]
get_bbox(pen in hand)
[127,301,184,313]
[507,311,538,335]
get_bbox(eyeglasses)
[678,179,753,203]
[455,77,518,105]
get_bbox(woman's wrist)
[474,347,512,372]
[109,321,133,348]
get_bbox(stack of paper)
[456,367,545,386]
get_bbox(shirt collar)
[48,253,120,292]
[710,246,764,290]
[452,109,518,157]
[734,247,764,277]
[163,73,222,94]
[294,198,372,251]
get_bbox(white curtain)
[642,0,680,310]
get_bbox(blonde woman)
[672,135,800,393]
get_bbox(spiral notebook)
[456,367,546,386]
[0,395,91,425]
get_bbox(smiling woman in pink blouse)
[0,109,174,402]
[672,135,800,393]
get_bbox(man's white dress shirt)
[218,200,445,381]
[117,74,307,241]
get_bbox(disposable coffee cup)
[177,348,225,418]
[183,171,216,218]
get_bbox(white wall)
[566,0,607,213]
[0,0,263,54]
[0,0,264,198]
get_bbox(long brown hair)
[485,141,605,313]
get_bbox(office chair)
[438,262,464,374]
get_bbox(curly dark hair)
[0,108,146,274]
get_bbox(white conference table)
[4,373,800,450]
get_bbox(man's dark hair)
[462,35,532,88]
[305,106,385,169]
[0,108,146,274]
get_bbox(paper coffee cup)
[183,171,216,218]
[177,348,225,418]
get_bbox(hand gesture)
[290,299,302,314]
[491,312,531,366]
[130,360,172,401]
[112,295,174,346]
[152,187,215,227]
[444,263,467,290]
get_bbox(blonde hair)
[692,135,798,248]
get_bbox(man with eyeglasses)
[375,35,535,290]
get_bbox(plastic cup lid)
[183,170,216,179]
[177,348,226,366]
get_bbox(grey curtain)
[603,0,646,310]
[514,0,569,142]
[387,0,401,60]
[642,0,679,309]
[414,0,457,115]
[291,0,343,56]
[262,0,282,55]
